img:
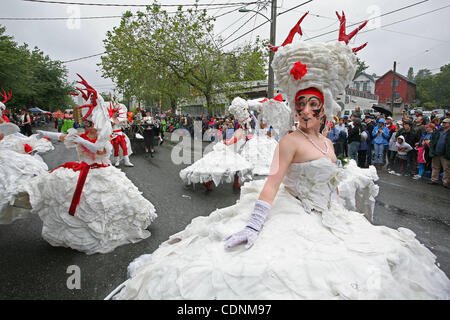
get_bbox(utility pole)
[268,0,277,99]
[390,61,396,114]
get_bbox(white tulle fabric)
[337,160,379,222]
[258,99,292,138]
[117,158,449,300]
[179,142,253,187]
[0,134,52,224]
[23,129,157,254]
[239,130,278,176]
[228,97,251,127]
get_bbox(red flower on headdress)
[290,62,307,80]
[24,144,32,154]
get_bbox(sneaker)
[412,174,422,180]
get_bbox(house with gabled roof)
[375,70,416,111]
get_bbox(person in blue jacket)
[372,118,390,167]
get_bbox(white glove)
[36,130,62,140]
[224,200,271,249]
[73,135,100,153]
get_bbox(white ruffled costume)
[23,79,157,254]
[179,142,253,187]
[117,158,450,299]
[239,97,291,176]
[112,14,450,299]
[0,123,54,224]
[179,98,254,188]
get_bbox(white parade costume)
[116,158,449,299]
[179,142,253,188]
[238,96,291,176]
[111,12,450,299]
[179,99,253,189]
[23,74,156,254]
[108,95,133,167]
[0,123,53,224]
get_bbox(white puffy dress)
[0,133,53,224]
[24,129,157,255]
[179,141,253,187]
[239,129,278,176]
[116,157,449,299]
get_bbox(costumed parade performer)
[1,89,11,123]
[110,11,449,299]
[109,93,134,167]
[0,93,54,224]
[23,74,156,255]
[179,100,253,192]
[239,94,291,176]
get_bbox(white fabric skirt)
[24,164,157,254]
[117,179,450,300]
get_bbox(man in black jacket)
[428,118,450,188]
[347,118,362,162]
[396,120,420,176]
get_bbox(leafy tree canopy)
[0,26,74,112]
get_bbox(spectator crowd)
[326,107,450,189]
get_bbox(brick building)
[375,70,416,112]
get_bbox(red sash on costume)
[50,161,109,216]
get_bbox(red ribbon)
[50,161,109,216]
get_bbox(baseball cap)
[443,118,450,123]
[425,123,436,129]
[387,116,393,120]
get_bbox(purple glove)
[224,200,271,249]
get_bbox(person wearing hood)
[395,135,413,175]
[371,118,390,168]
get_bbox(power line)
[220,0,313,48]
[220,3,266,44]
[62,52,104,63]
[2,3,248,20]
[380,28,450,44]
[22,0,261,7]
[215,2,260,35]
[304,0,430,41]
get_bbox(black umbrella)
[372,104,392,117]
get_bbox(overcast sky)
[2,0,449,94]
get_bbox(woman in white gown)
[23,74,157,255]
[179,99,254,191]
[0,119,53,224]
[112,13,450,299]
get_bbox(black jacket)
[347,125,361,143]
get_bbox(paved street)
[0,128,449,299]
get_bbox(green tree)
[101,4,267,114]
[431,64,450,106]
[0,26,73,111]
[414,68,432,81]
[354,58,369,79]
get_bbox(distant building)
[350,72,376,94]
[375,70,416,111]
[178,80,283,117]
